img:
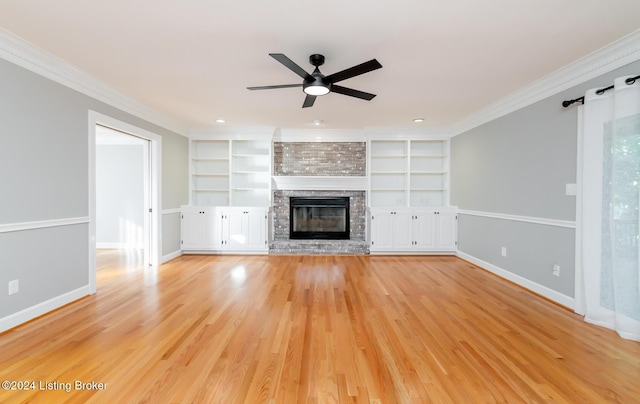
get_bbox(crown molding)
[363,126,447,139]
[3,25,639,139]
[274,128,367,142]
[448,29,640,137]
[189,126,276,139]
[0,28,189,136]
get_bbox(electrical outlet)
[8,279,19,295]
[501,247,507,257]
[552,264,560,277]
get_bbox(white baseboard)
[370,250,456,255]
[181,250,269,255]
[162,250,182,263]
[96,242,144,249]
[0,285,91,334]
[457,250,575,310]
[96,242,125,249]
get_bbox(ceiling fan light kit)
[247,53,382,108]
[303,82,330,96]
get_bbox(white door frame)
[88,111,162,294]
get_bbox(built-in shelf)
[190,136,449,209]
[369,139,449,208]
[190,138,271,207]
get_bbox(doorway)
[96,125,148,268]
[89,111,162,294]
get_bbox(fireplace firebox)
[290,197,350,240]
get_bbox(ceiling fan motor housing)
[309,54,325,67]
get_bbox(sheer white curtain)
[578,75,640,341]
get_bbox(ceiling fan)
[247,53,382,108]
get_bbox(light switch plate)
[565,183,577,196]
[8,279,19,295]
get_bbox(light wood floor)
[1,251,639,403]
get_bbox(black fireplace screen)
[290,197,350,240]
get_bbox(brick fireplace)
[269,141,369,254]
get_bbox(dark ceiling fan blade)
[247,84,303,90]
[331,85,377,101]
[269,53,314,81]
[325,59,382,84]
[302,94,316,108]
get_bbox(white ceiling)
[1,1,639,133]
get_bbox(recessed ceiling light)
[312,120,323,126]
[215,119,226,123]
[413,118,425,123]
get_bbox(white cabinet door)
[370,209,413,251]
[413,211,436,249]
[245,209,268,250]
[222,209,245,249]
[370,210,394,250]
[181,207,216,250]
[435,210,457,250]
[220,208,268,251]
[393,211,413,250]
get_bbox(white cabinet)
[220,208,268,251]
[370,209,414,251]
[369,139,449,208]
[412,209,457,251]
[182,206,268,253]
[370,208,457,253]
[181,206,217,250]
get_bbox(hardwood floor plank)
[1,252,640,403]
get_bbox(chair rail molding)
[457,209,576,229]
[0,217,90,234]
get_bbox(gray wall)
[161,128,189,259]
[451,59,640,299]
[96,143,145,248]
[0,57,188,321]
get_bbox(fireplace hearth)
[290,197,350,240]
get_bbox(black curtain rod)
[562,74,640,108]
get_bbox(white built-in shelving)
[370,140,408,207]
[190,139,230,206]
[409,140,447,207]
[230,139,271,207]
[369,138,449,208]
[190,137,271,207]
